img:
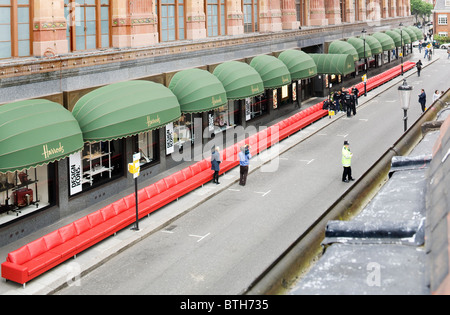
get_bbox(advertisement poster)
[69,151,82,195]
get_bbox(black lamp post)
[399,22,404,76]
[398,79,413,132]
[362,28,367,96]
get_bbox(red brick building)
[434,0,450,37]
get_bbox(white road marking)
[189,233,210,242]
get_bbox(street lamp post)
[362,28,367,96]
[399,23,404,76]
[398,79,413,132]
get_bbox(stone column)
[309,0,328,26]
[259,0,283,32]
[345,0,356,23]
[281,0,300,30]
[186,0,207,40]
[111,0,158,48]
[226,0,244,35]
[33,0,68,57]
[326,0,342,25]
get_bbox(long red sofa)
[1,62,415,287]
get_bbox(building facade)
[0,0,413,246]
[0,0,412,59]
[433,0,450,38]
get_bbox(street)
[56,48,450,295]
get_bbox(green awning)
[310,54,356,76]
[364,35,383,55]
[403,27,417,42]
[72,80,181,142]
[393,28,411,44]
[212,61,264,100]
[249,55,292,89]
[347,37,372,58]
[278,49,318,80]
[328,40,359,62]
[0,99,84,174]
[385,30,402,47]
[408,26,423,40]
[372,32,396,51]
[169,68,227,113]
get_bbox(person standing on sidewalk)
[342,141,354,183]
[416,60,422,77]
[418,89,427,113]
[211,146,221,185]
[238,144,252,186]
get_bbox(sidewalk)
[0,50,437,295]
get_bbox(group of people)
[210,144,252,187]
[322,87,359,118]
[418,89,445,113]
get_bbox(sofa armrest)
[1,261,29,284]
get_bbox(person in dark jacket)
[211,146,221,184]
[416,60,422,77]
[418,89,427,113]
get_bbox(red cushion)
[164,175,177,189]
[74,216,91,235]
[123,194,136,209]
[144,185,158,198]
[182,168,194,180]
[137,189,148,202]
[23,251,61,276]
[43,230,64,250]
[190,163,201,174]
[49,238,79,258]
[87,210,105,228]
[113,198,128,214]
[58,224,77,242]
[26,238,48,259]
[7,246,31,265]
[172,171,186,184]
[155,180,168,193]
[100,205,116,221]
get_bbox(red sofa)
[2,63,414,286]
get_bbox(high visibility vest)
[342,146,352,167]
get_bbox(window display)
[138,130,159,167]
[0,165,53,224]
[173,113,195,147]
[213,101,239,133]
[69,139,124,195]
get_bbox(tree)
[411,0,434,25]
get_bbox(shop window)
[173,113,195,148]
[0,165,55,224]
[245,93,268,121]
[69,139,124,196]
[0,0,31,59]
[137,130,159,167]
[213,101,240,133]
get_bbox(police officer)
[342,90,353,117]
[342,140,354,183]
[351,86,359,106]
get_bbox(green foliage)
[411,0,434,23]
[434,34,450,44]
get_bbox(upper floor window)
[64,0,110,52]
[206,0,226,37]
[438,15,448,25]
[156,0,185,42]
[243,0,258,33]
[0,0,31,59]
